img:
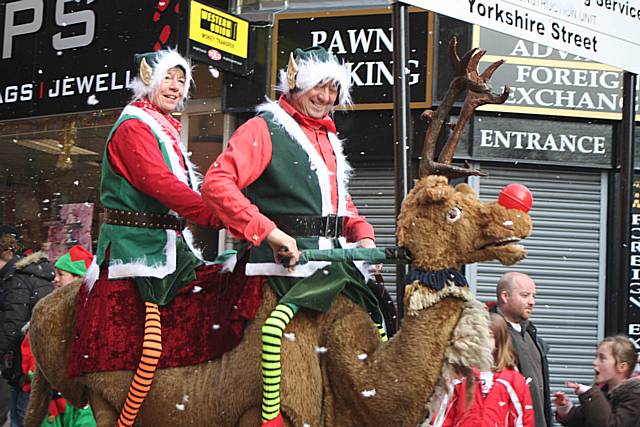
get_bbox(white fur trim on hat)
[277,53,352,106]
[130,49,193,111]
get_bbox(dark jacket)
[558,378,640,427]
[490,304,552,427]
[0,252,54,385]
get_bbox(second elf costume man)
[202,46,386,427]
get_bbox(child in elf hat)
[21,245,96,427]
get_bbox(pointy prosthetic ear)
[140,57,153,86]
[286,52,298,91]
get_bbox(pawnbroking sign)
[400,0,640,74]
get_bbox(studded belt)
[273,215,345,239]
[103,208,186,231]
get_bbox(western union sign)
[187,0,252,75]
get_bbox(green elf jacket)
[241,101,382,322]
[96,104,202,305]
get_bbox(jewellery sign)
[272,8,434,110]
[0,0,187,121]
[186,0,253,76]
[472,27,640,120]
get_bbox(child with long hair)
[553,335,640,427]
[433,313,534,427]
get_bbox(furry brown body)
[25,176,532,427]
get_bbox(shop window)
[185,112,225,259]
[0,111,118,257]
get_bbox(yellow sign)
[189,0,248,59]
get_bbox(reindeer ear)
[455,183,478,199]
[415,176,453,203]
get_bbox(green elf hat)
[130,48,192,111]
[279,46,352,106]
[55,245,94,277]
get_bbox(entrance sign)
[399,0,640,74]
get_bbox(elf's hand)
[267,228,299,271]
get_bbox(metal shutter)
[349,165,398,299]
[468,165,606,401]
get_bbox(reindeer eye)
[446,207,462,222]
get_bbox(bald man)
[493,272,551,427]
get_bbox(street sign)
[399,0,640,74]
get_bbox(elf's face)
[54,268,78,288]
[151,67,185,114]
[290,81,338,119]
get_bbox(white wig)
[277,49,352,107]
[130,48,193,111]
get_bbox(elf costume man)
[202,46,386,427]
[90,49,221,427]
[21,245,97,426]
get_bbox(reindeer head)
[397,175,532,272]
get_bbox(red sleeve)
[520,377,535,427]
[439,382,463,427]
[201,117,277,245]
[108,120,221,228]
[344,194,375,242]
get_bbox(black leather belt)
[273,215,345,239]
[103,208,186,231]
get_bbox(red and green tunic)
[21,335,96,427]
[97,99,220,305]
[202,97,381,320]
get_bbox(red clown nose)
[498,183,533,213]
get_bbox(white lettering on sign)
[2,0,95,59]
[310,27,422,88]
[479,129,606,154]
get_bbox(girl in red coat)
[432,313,535,427]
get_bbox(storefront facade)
[1,0,636,416]
[228,1,634,404]
[0,0,227,258]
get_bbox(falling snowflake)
[212,324,221,330]
[73,180,79,186]
[176,403,185,411]
[314,346,328,353]
[86,95,100,105]
[357,353,368,361]
[502,220,513,226]
[361,389,376,397]
[192,286,202,293]
[284,332,296,342]
[182,395,190,402]
[208,66,220,78]
[498,401,506,406]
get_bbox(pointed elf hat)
[130,49,192,110]
[55,245,94,277]
[278,46,352,106]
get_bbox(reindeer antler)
[419,37,509,178]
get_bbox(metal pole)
[392,1,411,324]
[617,71,637,333]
